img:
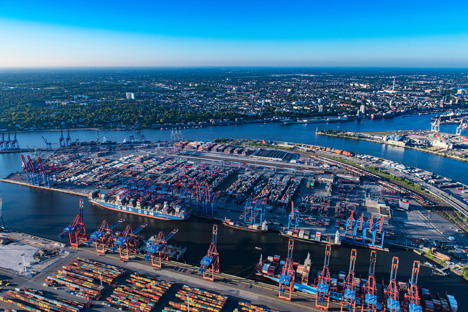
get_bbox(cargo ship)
[223,218,269,232]
[256,252,459,311]
[279,229,341,246]
[89,190,192,221]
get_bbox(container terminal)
[1,139,467,311]
[0,222,461,312]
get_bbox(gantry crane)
[278,239,295,301]
[196,182,216,217]
[342,249,358,312]
[287,201,300,230]
[0,132,4,150]
[404,261,422,312]
[145,228,179,269]
[21,154,32,184]
[112,223,147,260]
[86,219,125,248]
[42,136,53,151]
[362,251,378,312]
[199,224,220,281]
[66,129,72,147]
[59,129,66,148]
[58,199,87,247]
[384,257,400,312]
[26,155,39,185]
[316,244,332,310]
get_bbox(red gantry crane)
[199,224,220,281]
[384,257,400,312]
[404,261,422,312]
[58,199,88,247]
[278,239,296,301]
[316,244,332,310]
[362,251,378,312]
[86,219,124,249]
[145,228,179,269]
[113,223,147,260]
[341,249,358,312]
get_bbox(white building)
[126,92,135,100]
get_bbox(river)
[1,113,467,306]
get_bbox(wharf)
[0,178,88,198]
[0,240,346,312]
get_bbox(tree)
[463,266,468,281]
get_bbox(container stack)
[235,301,280,312]
[45,258,124,300]
[0,288,88,312]
[165,285,228,312]
[106,274,172,311]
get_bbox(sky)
[1,0,468,68]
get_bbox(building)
[318,104,324,113]
[360,104,366,114]
[126,92,135,100]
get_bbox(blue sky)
[1,0,468,67]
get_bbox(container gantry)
[362,251,378,312]
[145,228,179,269]
[86,218,125,247]
[42,136,53,151]
[240,198,266,227]
[10,131,19,149]
[287,201,300,230]
[403,261,422,312]
[59,129,66,148]
[66,129,72,147]
[345,212,385,249]
[199,224,220,281]
[26,155,39,185]
[384,257,400,312]
[20,154,32,184]
[0,132,4,150]
[316,244,332,310]
[196,181,216,217]
[341,249,358,312]
[278,239,295,301]
[58,199,88,247]
[95,219,124,254]
[5,132,10,149]
[113,223,147,260]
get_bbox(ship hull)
[223,221,268,233]
[279,232,340,246]
[90,200,190,221]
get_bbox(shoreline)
[317,131,468,163]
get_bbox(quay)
[0,231,339,312]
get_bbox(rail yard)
[1,139,468,311]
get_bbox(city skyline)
[1,0,468,68]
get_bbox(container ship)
[279,228,341,246]
[256,244,459,312]
[89,190,192,221]
[223,218,269,232]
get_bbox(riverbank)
[317,130,468,163]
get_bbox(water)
[1,114,468,305]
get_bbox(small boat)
[255,246,262,251]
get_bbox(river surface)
[1,114,468,306]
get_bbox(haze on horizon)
[1,0,468,68]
